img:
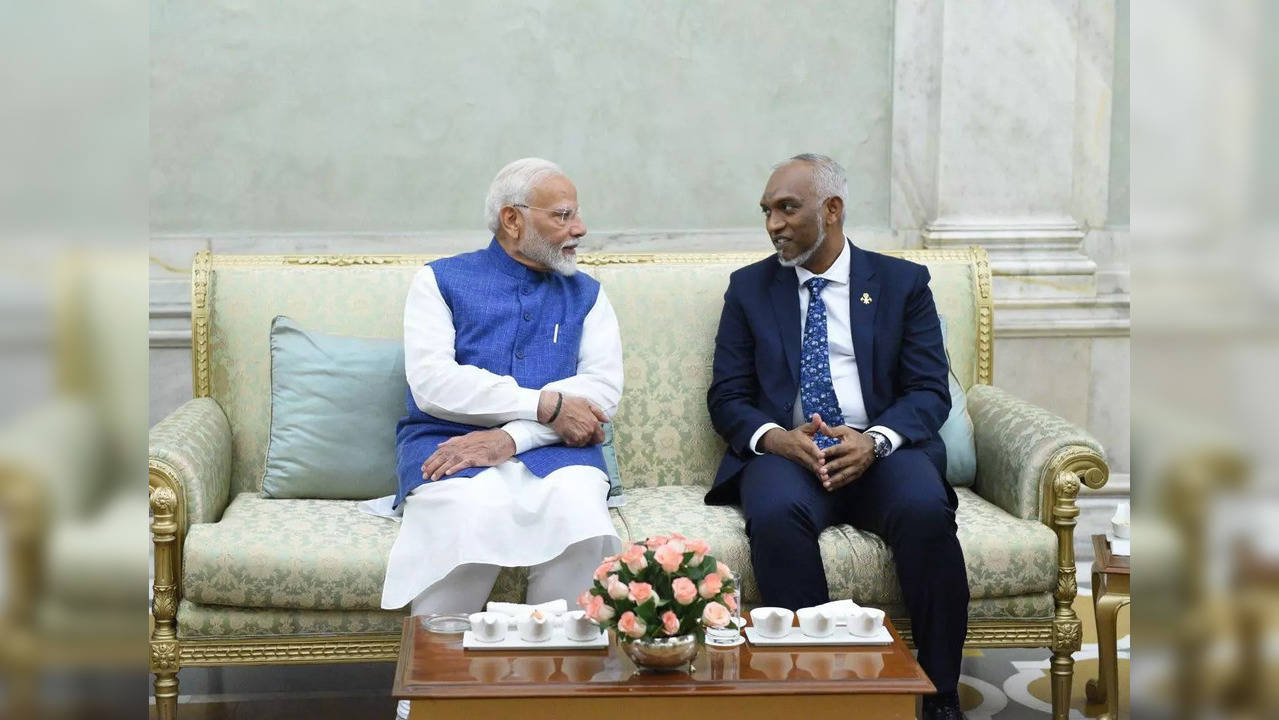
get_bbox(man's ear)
[499,206,523,240]
[824,196,844,226]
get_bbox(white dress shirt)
[402,265,625,454]
[748,238,904,455]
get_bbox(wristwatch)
[865,430,891,459]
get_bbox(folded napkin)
[811,599,859,615]
[797,598,861,624]
[486,599,569,627]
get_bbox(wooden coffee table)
[393,615,935,719]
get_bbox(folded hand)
[421,428,516,481]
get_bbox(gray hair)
[484,157,564,235]
[781,153,848,221]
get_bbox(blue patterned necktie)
[800,277,844,449]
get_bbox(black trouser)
[738,449,969,693]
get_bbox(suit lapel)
[849,242,879,410]
[769,263,801,386]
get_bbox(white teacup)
[468,611,508,642]
[563,610,599,642]
[797,607,837,637]
[749,607,794,638]
[847,607,886,637]
[517,610,554,642]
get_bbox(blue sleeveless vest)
[393,238,607,508]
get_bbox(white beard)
[777,222,824,268]
[520,225,578,276]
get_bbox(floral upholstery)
[183,492,628,611]
[174,593,1052,641]
[615,485,1055,606]
[149,397,232,527]
[864,593,1053,622]
[968,384,1105,520]
[176,599,405,638]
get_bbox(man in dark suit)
[706,154,969,720]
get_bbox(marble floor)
[147,560,1129,719]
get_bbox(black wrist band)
[546,392,564,423]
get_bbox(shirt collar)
[794,236,851,287]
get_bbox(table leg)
[1092,590,1130,720]
[1086,571,1106,706]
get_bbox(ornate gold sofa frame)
[149,248,1106,720]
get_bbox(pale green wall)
[1107,0,1129,226]
[151,0,894,233]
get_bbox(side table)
[1087,533,1130,719]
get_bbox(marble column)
[892,0,1130,488]
[893,0,1115,301]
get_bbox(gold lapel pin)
[860,292,872,305]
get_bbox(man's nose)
[570,215,587,237]
[765,211,784,235]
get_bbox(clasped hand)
[760,413,876,492]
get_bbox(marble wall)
[149,0,1130,489]
[151,0,894,233]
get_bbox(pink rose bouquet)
[578,536,737,642]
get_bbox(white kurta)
[362,265,625,610]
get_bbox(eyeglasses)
[512,203,583,226]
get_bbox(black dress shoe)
[923,691,967,720]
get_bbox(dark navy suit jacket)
[705,241,954,506]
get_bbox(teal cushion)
[938,315,977,487]
[262,316,404,499]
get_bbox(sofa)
[149,247,1108,719]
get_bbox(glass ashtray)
[421,613,470,633]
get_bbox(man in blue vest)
[706,154,969,720]
[373,159,623,651]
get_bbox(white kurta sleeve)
[403,266,542,427]
[500,287,625,453]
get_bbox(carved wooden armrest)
[966,384,1108,521]
[966,384,1109,668]
[148,397,231,669]
[149,397,233,533]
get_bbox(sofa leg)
[154,669,178,720]
[1050,650,1073,720]
[150,482,182,719]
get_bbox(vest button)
[523,313,531,321]
[521,287,531,295]
[515,350,525,359]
